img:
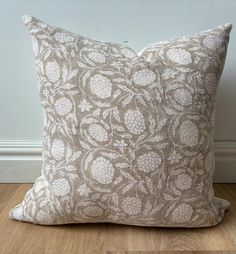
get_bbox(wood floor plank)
[0,184,236,254]
[0,183,20,212]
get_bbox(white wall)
[0,0,236,182]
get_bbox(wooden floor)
[0,184,236,254]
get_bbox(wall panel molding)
[0,140,236,183]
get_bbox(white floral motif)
[54,97,72,116]
[196,182,204,193]
[137,152,161,173]
[37,211,52,224]
[122,197,141,215]
[124,109,145,135]
[88,124,108,142]
[78,99,93,112]
[45,61,60,82]
[67,165,76,171]
[91,157,114,184]
[89,74,112,99]
[54,32,75,43]
[167,48,192,65]
[196,101,207,112]
[111,61,123,69]
[171,204,193,224]
[179,120,199,147]
[44,164,53,174]
[22,15,32,24]
[121,48,136,58]
[113,139,128,153]
[77,183,92,197]
[83,206,104,217]
[88,51,106,63]
[205,152,213,172]
[162,68,176,80]
[205,73,217,94]
[175,173,192,190]
[34,177,48,193]
[168,150,182,165]
[203,35,222,50]
[31,36,38,57]
[174,89,192,106]
[51,178,70,197]
[51,139,65,161]
[42,88,49,99]
[133,69,156,86]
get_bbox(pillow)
[10,15,232,227]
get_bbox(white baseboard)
[0,141,42,183]
[0,140,236,183]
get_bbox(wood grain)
[0,184,236,254]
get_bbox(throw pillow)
[10,15,232,227]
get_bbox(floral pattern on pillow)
[10,16,232,227]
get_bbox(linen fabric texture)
[10,16,232,227]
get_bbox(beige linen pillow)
[10,15,232,227]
